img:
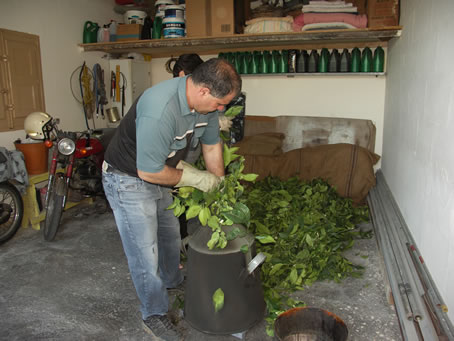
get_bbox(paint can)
[155,0,175,17]
[162,17,185,38]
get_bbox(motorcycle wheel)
[0,182,24,244]
[43,175,66,241]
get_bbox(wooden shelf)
[242,72,386,77]
[79,26,402,58]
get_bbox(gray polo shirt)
[136,76,220,173]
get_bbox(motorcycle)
[0,148,24,244]
[24,112,114,241]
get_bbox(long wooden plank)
[79,26,402,57]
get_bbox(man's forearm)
[137,165,183,186]
[202,142,224,177]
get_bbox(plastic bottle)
[339,48,350,72]
[308,50,318,73]
[279,50,289,73]
[328,49,339,72]
[361,47,372,72]
[351,47,361,72]
[318,48,329,73]
[109,20,117,42]
[296,50,308,73]
[373,46,385,72]
[152,16,163,39]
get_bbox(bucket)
[155,0,175,17]
[164,5,184,20]
[184,224,266,334]
[162,17,185,38]
[106,107,120,123]
[274,307,348,341]
[15,141,48,175]
[124,10,147,25]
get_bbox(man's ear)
[178,70,186,77]
[200,87,211,97]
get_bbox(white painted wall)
[0,0,122,149]
[383,0,454,321]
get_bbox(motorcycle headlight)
[58,138,76,156]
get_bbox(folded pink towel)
[293,13,367,31]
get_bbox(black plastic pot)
[184,224,266,334]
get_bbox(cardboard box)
[186,0,234,37]
[117,24,142,41]
[209,0,234,36]
[367,0,399,27]
[185,0,210,37]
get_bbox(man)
[102,58,241,340]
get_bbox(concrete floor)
[0,201,402,341]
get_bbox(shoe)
[142,315,184,341]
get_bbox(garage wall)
[383,0,454,321]
[0,0,122,149]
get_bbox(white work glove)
[175,160,222,192]
[219,115,233,132]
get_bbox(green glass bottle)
[361,47,372,72]
[318,48,329,73]
[373,46,385,72]
[351,47,361,73]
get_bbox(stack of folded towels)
[293,0,367,31]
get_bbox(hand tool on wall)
[115,65,120,103]
[119,72,127,117]
[110,71,115,100]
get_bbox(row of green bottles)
[220,47,385,74]
[219,51,289,74]
[350,47,384,72]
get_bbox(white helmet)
[24,112,52,140]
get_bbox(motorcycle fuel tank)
[184,224,266,335]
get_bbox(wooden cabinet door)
[0,29,45,131]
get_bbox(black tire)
[0,182,24,245]
[43,176,66,241]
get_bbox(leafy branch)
[168,144,258,249]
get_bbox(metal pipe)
[373,176,441,340]
[370,186,423,320]
[367,190,419,340]
[376,171,454,339]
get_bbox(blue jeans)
[102,169,183,319]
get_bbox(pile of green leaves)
[169,145,257,249]
[243,176,370,334]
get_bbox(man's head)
[189,58,242,114]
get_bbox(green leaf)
[207,232,220,250]
[222,202,250,225]
[306,234,314,247]
[207,216,220,230]
[240,244,249,253]
[256,235,276,244]
[186,205,202,220]
[269,263,284,276]
[226,227,242,241]
[224,105,243,117]
[213,288,225,313]
[240,173,259,182]
[198,207,210,226]
[167,197,179,210]
[289,268,298,284]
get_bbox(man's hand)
[175,161,222,192]
[219,115,233,132]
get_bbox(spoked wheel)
[0,182,24,244]
[43,175,66,241]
